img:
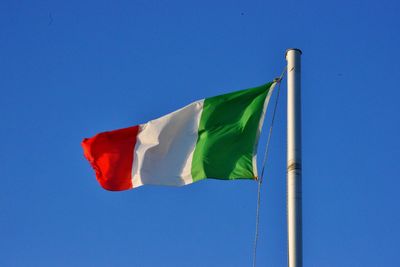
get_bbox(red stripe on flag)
[82,125,139,191]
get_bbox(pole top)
[285,48,302,58]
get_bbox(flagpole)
[286,48,302,267]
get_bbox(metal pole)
[286,48,302,267]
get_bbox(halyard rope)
[252,68,286,267]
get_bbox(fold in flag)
[82,82,276,191]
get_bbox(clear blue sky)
[1,0,399,266]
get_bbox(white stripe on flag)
[131,100,204,188]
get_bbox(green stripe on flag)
[191,83,274,182]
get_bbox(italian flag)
[82,82,276,191]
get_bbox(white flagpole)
[286,48,303,267]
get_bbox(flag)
[82,82,276,191]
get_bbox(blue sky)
[1,0,399,266]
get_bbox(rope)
[252,68,286,267]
